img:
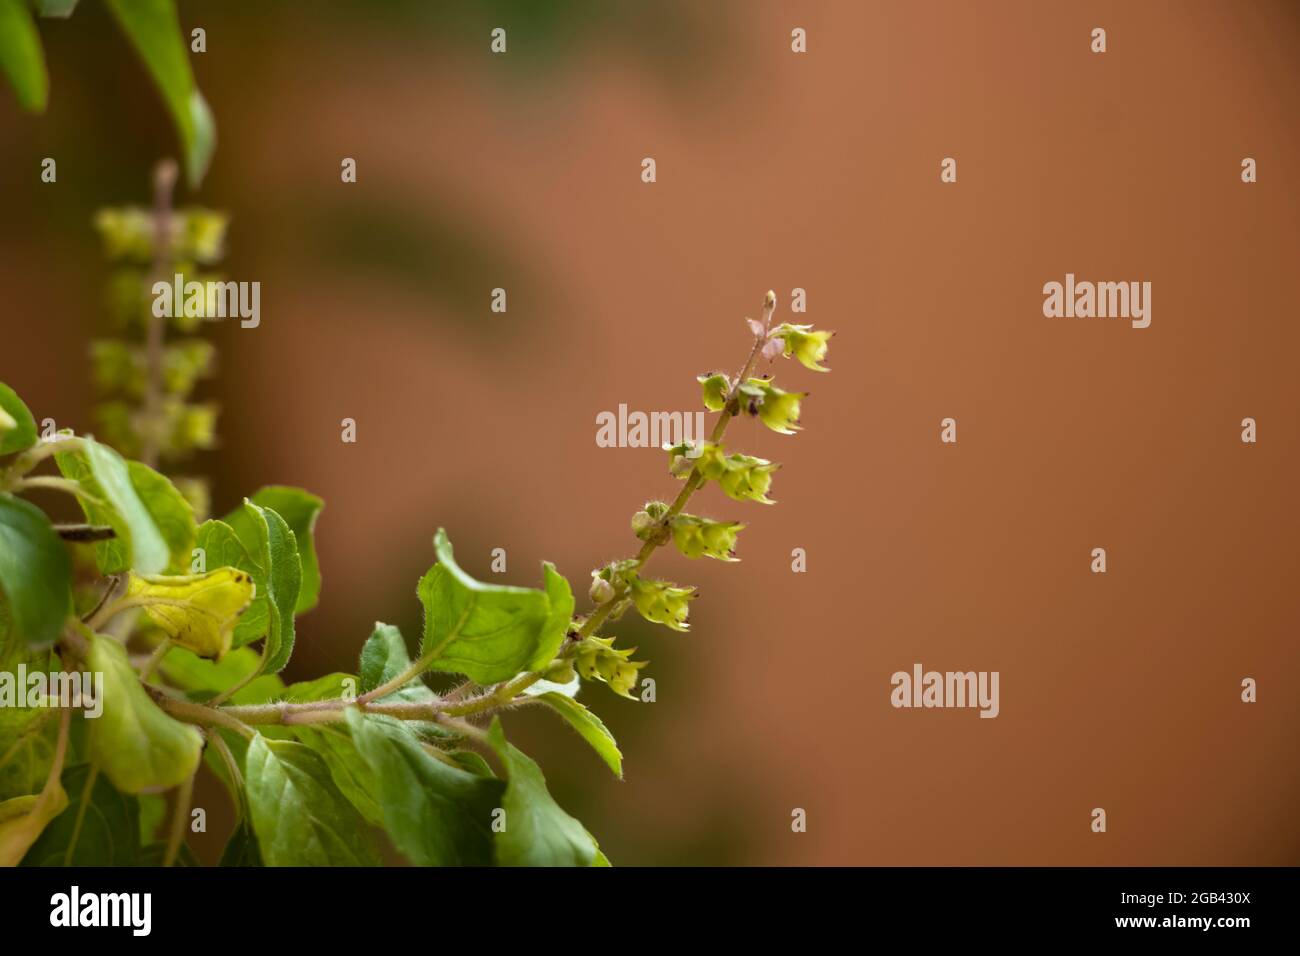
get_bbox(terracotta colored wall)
[2,1,1297,864]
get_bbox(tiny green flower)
[665,441,727,481]
[697,372,731,412]
[630,578,697,631]
[93,207,154,262]
[666,442,779,505]
[575,637,648,700]
[168,400,219,452]
[769,322,834,372]
[180,209,230,264]
[718,452,779,504]
[669,514,744,561]
[740,378,805,435]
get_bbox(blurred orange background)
[2,0,1298,865]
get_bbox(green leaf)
[106,0,215,187]
[0,495,72,647]
[218,819,262,867]
[0,0,48,112]
[418,529,573,685]
[449,750,496,778]
[0,643,59,800]
[487,718,601,866]
[282,672,354,703]
[199,502,301,674]
[0,382,37,455]
[359,622,431,700]
[56,439,170,575]
[126,460,196,573]
[228,487,323,614]
[0,705,57,802]
[291,722,383,827]
[126,568,254,660]
[345,709,503,866]
[534,692,622,778]
[21,764,140,866]
[138,792,167,842]
[243,735,380,867]
[194,518,265,645]
[156,644,285,705]
[87,635,203,793]
[237,503,301,674]
[0,783,67,866]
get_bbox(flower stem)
[576,290,777,640]
[140,159,178,469]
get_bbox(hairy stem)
[11,476,105,507]
[158,695,256,740]
[0,436,84,491]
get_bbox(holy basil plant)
[0,290,833,866]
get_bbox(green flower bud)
[630,578,697,631]
[543,660,577,684]
[631,500,670,542]
[770,322,833,372]
[670,514,744,561]
[697,372,731,412]
[589,573,616,605]
[739,378,805,435]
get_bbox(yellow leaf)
[126,567,255,659]
[0,784,68,866]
